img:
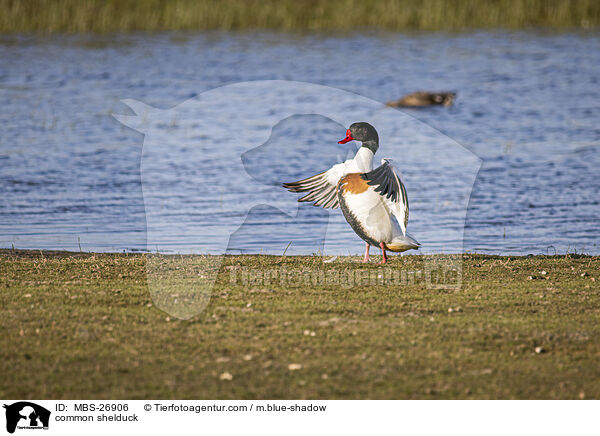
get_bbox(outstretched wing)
[361,159,409,235]
[282,162,349,209]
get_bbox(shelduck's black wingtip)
[282,181,304,192]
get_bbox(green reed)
[0,0,598,33]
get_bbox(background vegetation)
[1,0,599,33]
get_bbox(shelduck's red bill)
[338,129,354,144]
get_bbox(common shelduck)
[283,122,420,264]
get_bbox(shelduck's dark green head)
[338,122,379,154]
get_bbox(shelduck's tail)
[386,232,420,252]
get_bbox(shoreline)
[1,248,596,259]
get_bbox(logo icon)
[3,402,50,434]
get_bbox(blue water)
[0,31,598,255]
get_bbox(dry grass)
[1,249,599,399]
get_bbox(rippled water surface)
[1,31,598,255]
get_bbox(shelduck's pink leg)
[362,243,370,263]
[379,242,387,264]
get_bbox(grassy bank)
[0,0,599,33]
[0,249,599,399]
